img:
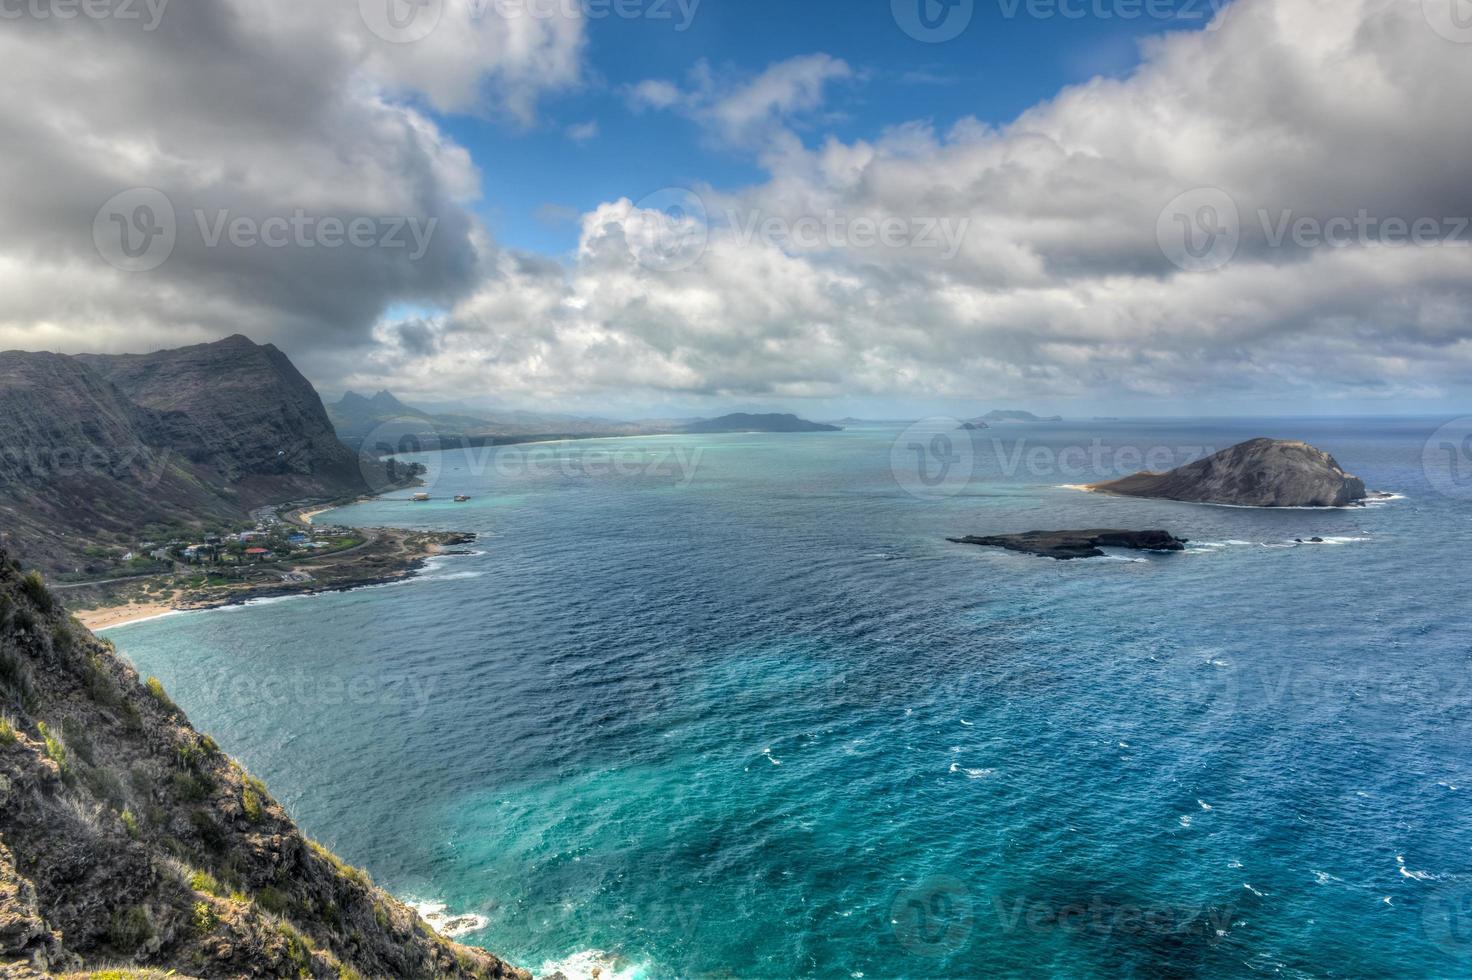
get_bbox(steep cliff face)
[0,337,379,573]
[1089,438,1368,507]
[80,335,365,502]
[0,353,244,573]
[0,550,527,979]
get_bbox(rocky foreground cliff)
[1088,438,1368,507]
[0,550,527,979]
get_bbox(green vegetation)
[120,809,140,840]
[191,901,218,936]
[0,714,14,745]
[107,904,156,951]
[0,646,36,710]
[144,677,176,712]
[242,784,263,823]
[37,720,66,768]
[20,569,55,612]
[275,921,314,973]
[188,869,222,896]
[309,840,373,889]
[256,886,289,915]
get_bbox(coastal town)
[56,503,475,631]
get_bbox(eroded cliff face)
[1089,438,1368,508]
[0,336,392,573]
[0,551,527,979]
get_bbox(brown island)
[1086,437,1371,508]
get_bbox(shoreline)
[68,528,471,631]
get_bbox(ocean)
[105,418,1472,978]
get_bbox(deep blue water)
[107,418,1472,978]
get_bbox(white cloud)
[566,120,600,143]
[0,0,583,361]
[356,0,1472,409]
[629,54,854,145]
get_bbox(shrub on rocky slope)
[0,551,527,979]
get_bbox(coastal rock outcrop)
[0,551,528,978]
[948,529,1187,560]
[1087,438,1368,507]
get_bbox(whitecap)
[537,949,647,980]
[1198,800,1213,811]
[410,900,489,939]
[949,762,994,779]
[1396,855,1438,881]
[1179,815,1193,828]
[1243,883,1265,898]
[960,719,974,726]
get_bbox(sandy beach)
[74,601,178,632]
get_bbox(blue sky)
[16,0,1468,418]
[446,0,1217,257]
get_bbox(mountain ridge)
[0,337,379,573]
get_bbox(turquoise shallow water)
[108,419,1472,978]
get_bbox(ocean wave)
[537,949,649,980]
[409,900,489,939]
[949,762,994,779]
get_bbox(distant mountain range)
[0,336,389,573]
[328,394,843,447]
[978,410,1063,423]
[682,413,841,434]
[328,390,656,452]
